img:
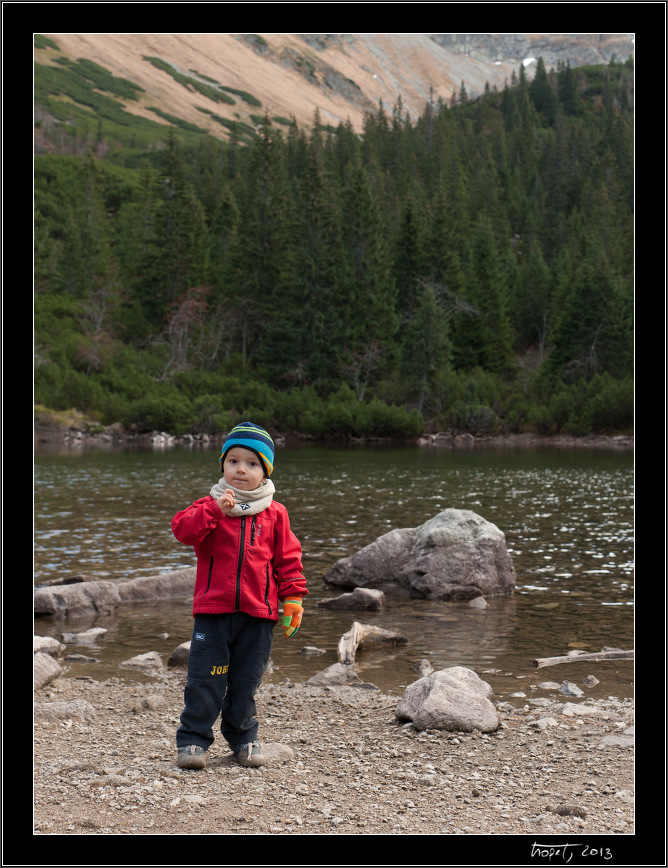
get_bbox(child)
[171,422,307,769]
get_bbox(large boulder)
[322,508,516,600]
[34,568,196,621]
[395,666,499,733]
[34,580,123,620]
[116,570,196,605]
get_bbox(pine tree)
[132,133,211,325]
[403,280,453,413]
[56,150,114,298]
[542,229,631,383]
[453,214,514,374]
[340,159,398,377]
[556,60,584,117]
[232,121,297,369]
[513,239,553,358]
[280,131,350,387]
[529,57,558,125]
[394,194,429,318]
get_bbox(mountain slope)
[35,32,634,143]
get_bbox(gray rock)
[34,699,97,722]
[559,680,584,697]
[322,509,515,600]
[117,570,196,605]
[65,654,100,664]
[558,702,606,717]
[261,743,295,762]
[307,662,361,686]
[118,651,164,673]
[34,651,63,689]
[33,636,64,657]
[529,716,559,730]
[132,694,168,713]
[298,646,327,656]
[395,666,499,733]
[61,627,107,645]
[414,659,435,677]
[34,568,196,621]
[597,735,634,749]
[317,587,385,611]
[34,580,122,620]
[167,641,191,668]
[468,596,488,608]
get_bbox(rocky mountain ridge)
[35,32,634,142]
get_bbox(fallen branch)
[532,650,634,669]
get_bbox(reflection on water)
[34,442,634,699]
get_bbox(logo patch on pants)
[210,664,229,676]
[195,632,205,641]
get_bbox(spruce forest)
[34,53,634,441]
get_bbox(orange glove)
[282,598,303,639]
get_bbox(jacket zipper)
[235,516,246,611]
[205,556,213,595]
[250,516,257,545]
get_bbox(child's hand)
[216,489,236,514]
[282,598,303,639]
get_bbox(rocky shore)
[33,651,634,848]
[34,417,633,452]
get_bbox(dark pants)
[176,612,275,751]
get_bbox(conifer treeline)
[34,58,634,438]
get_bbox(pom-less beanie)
[219,422,275,477]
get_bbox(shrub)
[123,393,193,433]
[446,401,499,433]
[191,394,235,434]
[562,407,593,436]
[585,374,633,431]
[526,404,555,434]
[548,386,579,431]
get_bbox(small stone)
[560,681,584,697]
[468,596,487,608]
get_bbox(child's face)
[223,446,265,490]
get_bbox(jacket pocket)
[264,564,272,616]
[204,557,213,595]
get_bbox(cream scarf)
[210,477,275,517]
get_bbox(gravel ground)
[32,665,634,856]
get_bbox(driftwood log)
[337,621,408,665]
[531,650,634,669]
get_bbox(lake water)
[33,440,634,701]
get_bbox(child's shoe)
[177,744,207,769]
[231,741,266,768]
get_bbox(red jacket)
[171,497,307,621]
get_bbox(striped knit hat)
[219,422,275,477]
